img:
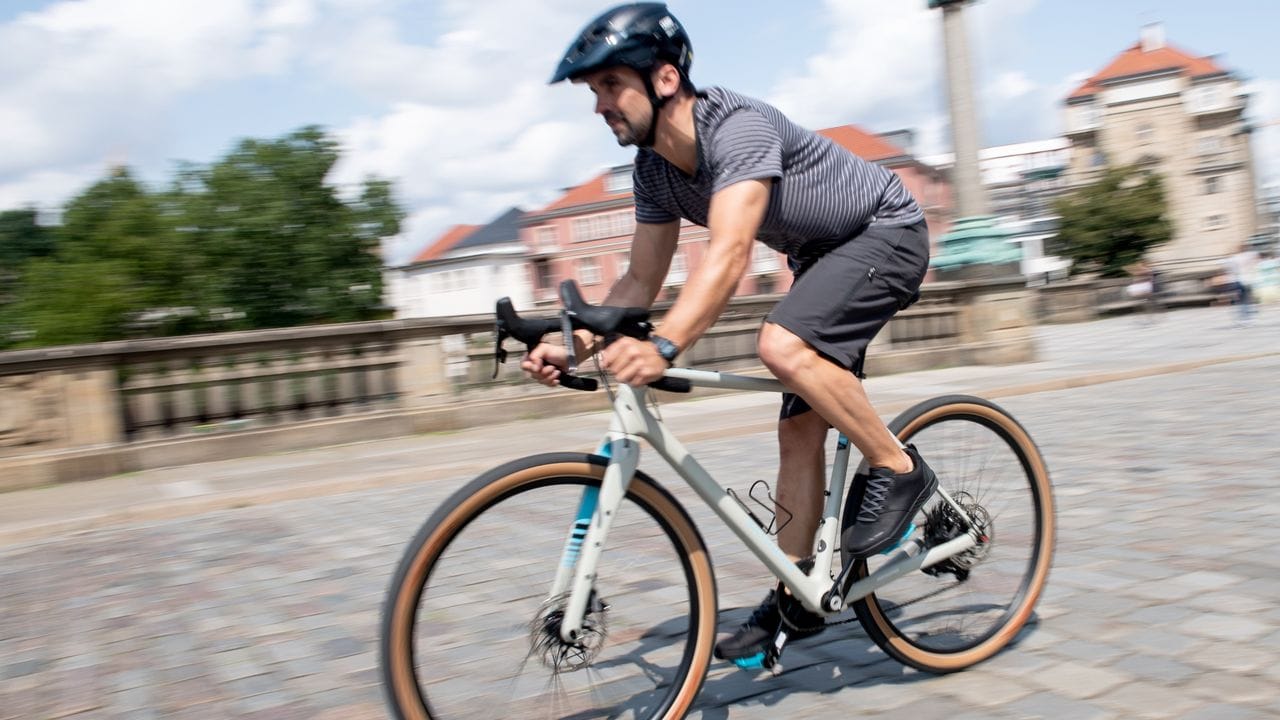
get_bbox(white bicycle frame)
[550,367,983,642]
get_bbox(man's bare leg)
[758,322,909,474]
[774,410,828,560]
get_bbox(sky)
[2,0,1278,266]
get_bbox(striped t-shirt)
[633,86,924,261]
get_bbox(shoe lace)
[856,473,893,523]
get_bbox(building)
[388,208,532,318]
[521,125,953,305]
[1062,23,1257,269]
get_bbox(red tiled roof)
[817,125,909,162]
[1068,41,1228,100]
[539,172,632,213]
[536,124,910,214]
[410,224,479,264]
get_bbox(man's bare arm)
[655,179,770,349]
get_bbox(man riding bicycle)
[523,2,937,664]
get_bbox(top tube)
[663,367,787,394]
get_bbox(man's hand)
[602,336,668,386]
[521,342,569,386]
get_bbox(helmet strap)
[639,73,670,148]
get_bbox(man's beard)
[605,109,652,147]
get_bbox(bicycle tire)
[849,395,1055,673]
[381,453,718,720]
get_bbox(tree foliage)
[1051,164,1172,278]
[3,127,403,348]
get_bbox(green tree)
[176,126,402,329]
[1052,164,1172,277]
[10,168,199,346]
[0,208,56,347]
[5,127,403,348]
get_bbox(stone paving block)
[1002,692,1117,720]
[1178,703,1273,720]
[1026,660,1132,700]
[1111,654,1209,686]
[1181,612,1273,642]
[1094,681,1202,719]
[1181,672,1278,705]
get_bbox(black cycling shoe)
[841,445,938,558]
[714,565,824,668]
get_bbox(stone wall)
[0,278,1037,491]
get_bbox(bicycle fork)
[548,432,640,643]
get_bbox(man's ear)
[652,62,682,100]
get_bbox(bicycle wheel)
[382,453,718,720]
[849,395,1055,673]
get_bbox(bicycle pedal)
[879,522,918,556]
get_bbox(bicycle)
[381,280,1055,720]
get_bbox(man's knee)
[758,322,811,378]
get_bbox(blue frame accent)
[561,487,600,568]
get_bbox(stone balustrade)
[0,278,1035,491]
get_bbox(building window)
[532,258,553,292]
[1197,136,1223,155]
[604,167,634,194]
[1204,176,1223,195]
[579,256,602,285]
[1136,123,1154,144]
[571,211,636,243]
[1204,214,1227,231]
[752,244,780,273]
[534,226,557,250]
[1090,150,1106,168]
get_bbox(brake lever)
[493,323,509,379]
[559,310,578,374]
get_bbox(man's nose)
[594,96,609,115]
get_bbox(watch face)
[652,336,678,362]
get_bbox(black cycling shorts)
[767,219,930,420]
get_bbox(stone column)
[939,0,988,217]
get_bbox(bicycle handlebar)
[494,279,692,394]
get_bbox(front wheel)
[381,453,718,720]
[850,395,1055,673]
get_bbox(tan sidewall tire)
[382,457,717,720]
[855,399,1055,673]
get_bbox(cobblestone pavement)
[2,306,1279,719]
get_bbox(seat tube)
[814,433,851,579]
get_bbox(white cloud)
[990,71,1037,100]
[764,0,1043,150]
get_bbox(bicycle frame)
[552,367,982,642]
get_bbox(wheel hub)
[922,491,992,581]
[529,592,609,672]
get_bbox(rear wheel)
[850,395,1055,672]
[381,453,718,719]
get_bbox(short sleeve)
[707,109,783,194]
[632,161,678,224]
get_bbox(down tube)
[645,422,827,603]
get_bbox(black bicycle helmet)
[549,3,693,84]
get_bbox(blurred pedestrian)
[1255,247,1279,305]
[1222,243,1259,323]
[1124,258,1162,321]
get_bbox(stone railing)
[0,277,1035,490]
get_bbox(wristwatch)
[649,334,680,366]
